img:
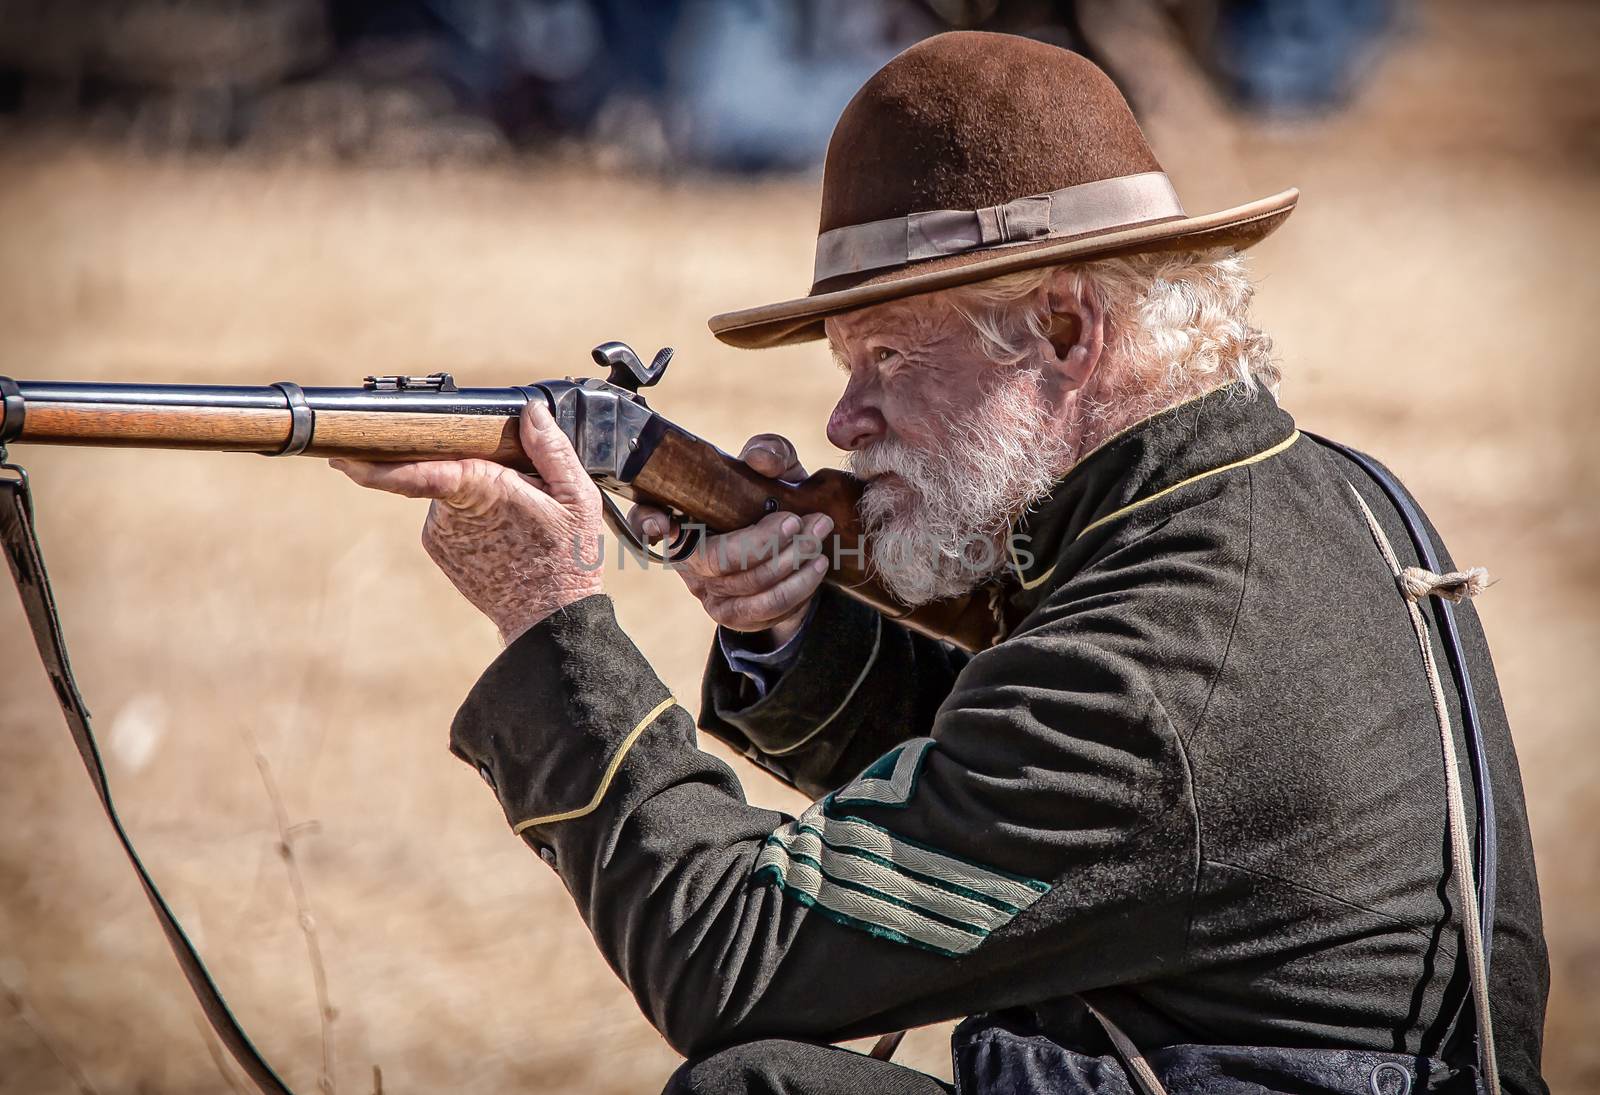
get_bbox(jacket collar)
[1001,383,1298,620]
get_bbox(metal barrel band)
[270,381,315,457]
[0,376,24,445]
[0,461,293,1094]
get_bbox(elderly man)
[336,32,1548,1095]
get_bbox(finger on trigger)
[628,504,673,543]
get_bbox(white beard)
[848,367,1073,606]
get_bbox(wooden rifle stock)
[0,370,1005,651]
[624,423,1003,650]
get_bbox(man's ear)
[1040,266,1105,390]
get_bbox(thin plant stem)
[1,978,101,1095]
[193,1016,250,1095]
[245,727,338,1094]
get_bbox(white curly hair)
[948,248,1279,434]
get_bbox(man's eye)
[875,348,895,364]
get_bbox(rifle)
[0,344,1005,1092]
[0,343,1003,652]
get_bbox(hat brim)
[709,188,1298,349]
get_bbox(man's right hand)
[628,433,831,650]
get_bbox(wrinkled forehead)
[824,287,972,352]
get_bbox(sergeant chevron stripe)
[753,801,1050,956]
[834,737,934,808]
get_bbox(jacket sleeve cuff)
[698,585,884,759]
[716,596,818,698]
[449,593,682,835]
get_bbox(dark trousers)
[663,1039,954,1095]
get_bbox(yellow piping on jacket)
[513,695,677,832]
[1010,430,1302,591]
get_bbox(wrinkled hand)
[332,401,604,645]
[629,433,829,649]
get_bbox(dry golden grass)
[1,2,1597,1091]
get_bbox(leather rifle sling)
[0,452,293,1094]
[1310,433,1498,1070]
[1084,436,1502,1094]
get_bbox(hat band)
[812,171,1185,287]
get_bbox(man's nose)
[827,393,887,452]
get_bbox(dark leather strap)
[0,452,292,1094]
[1309,435,1498,947]
[1308,433,1497,1066]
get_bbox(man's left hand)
[332,401,604,644]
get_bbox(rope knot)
[1399,565,1490,604]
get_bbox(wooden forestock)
[15,401,535,467]
[11,398,1002,651]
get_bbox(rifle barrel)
[5,380,535,466]
[15,381,529,413]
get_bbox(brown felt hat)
[709,31,1297,350]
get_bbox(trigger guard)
[598,491,702,567]
[665,522,702,563]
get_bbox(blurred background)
[0,0,1595,1091]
